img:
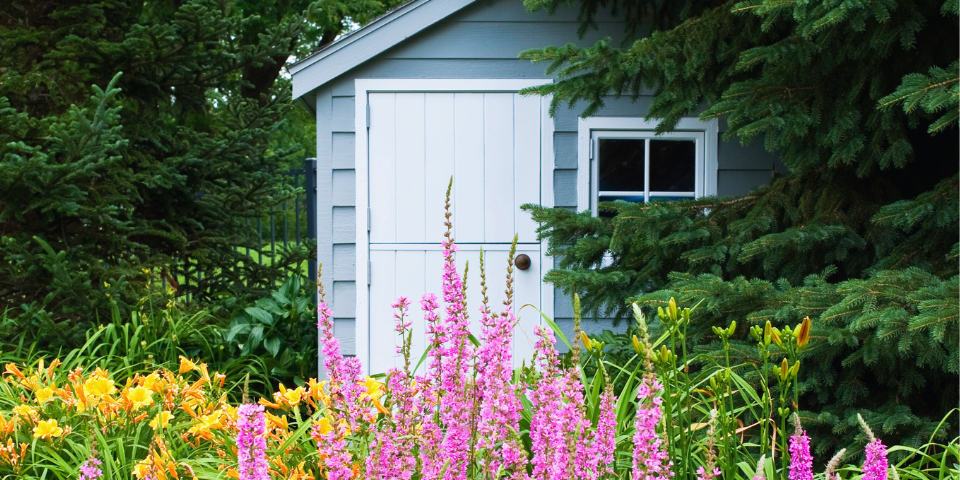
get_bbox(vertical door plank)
[483,94,515,243]
[369,250,398,374]
[512,247,541,367]
[395,94,426,243]
[425,94,456,241]
[395,250,427,370]
[368,93,397,243]
[453,93,485,243]
[514,94,541,243]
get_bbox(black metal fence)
[165,158,317,298]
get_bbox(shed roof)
[290,0,478,99]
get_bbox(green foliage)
[521,0,958,457]
[224,276,319,386]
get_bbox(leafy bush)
[224,277,319,386]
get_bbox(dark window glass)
[649,140,695,192]
[598,139,644,192]
[598,195,646,217]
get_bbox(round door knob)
[515,254,531,271]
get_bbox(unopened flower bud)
[796,317,811,349]
[632,335,642,355]
[727,321,737,337]
[780,358,789,382]
[668,297,678,321]
[580,331,593,352]
[763,321,772,346]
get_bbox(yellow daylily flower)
[358,377,383,401]
[315,417,333,436]
[83,377,116,399]
[13,405,36,418]
[35,387,54,404]
[126,386,154,410]
[150,411,173,430]
[33,419,63,439]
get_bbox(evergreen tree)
[0,0,400,345]
[521,0,958,456]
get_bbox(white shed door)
[365,91,544,375]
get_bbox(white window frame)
[577,117,718,214]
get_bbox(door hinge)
[366,207,371,232]
[367,261,371,286]
[366,103,370,129]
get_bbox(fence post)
[305,158,318,293]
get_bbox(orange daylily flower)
[3,363,24,378]
[179,356,198,374]
[32,419,63,439]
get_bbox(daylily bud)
[632,335,642,355]
[709,376,718,391]
[658,307,666,321]
[668,297,678,322]
[771,327,783,348]
[727,321,737,337]
[796,317,811,349]
[712,326,724,336]
[763,321,772,346]
[750,325,762,342]
[780,358,789,382]
[790,360,801,378]
[580,331,592,352]
[659,345,672,363]
[724,369,731,383]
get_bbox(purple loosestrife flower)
[632,373,672,480]
[695,410,720,480]
[79,456,102,480]
[236,404,270,480]
[575,387,617,480]
[418,293,445,480]
[368,298,420,480]
[476,306,525,479]
[316,277,364,480]
[631,306,673,480]
[862,439,889,480]
[789,415,814,480]
[858,413,889,480]
[529,326,582,480]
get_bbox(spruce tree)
[0,0,400,345]
[521,0,959,455]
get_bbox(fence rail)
[165,158,317,299]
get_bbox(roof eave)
[291,0,478,99]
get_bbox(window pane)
[598,195,645,218]
[598,139,645,192]
[599,195,646,203]
[649,140,695,192]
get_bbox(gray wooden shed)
[291,0,780,374]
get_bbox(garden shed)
[290,0,782,374]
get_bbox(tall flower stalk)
[858,414,889,480]
[788,414,813,480]
[236,404,269,480]
[631,304,673,480]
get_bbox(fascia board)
[291,0,477,99]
